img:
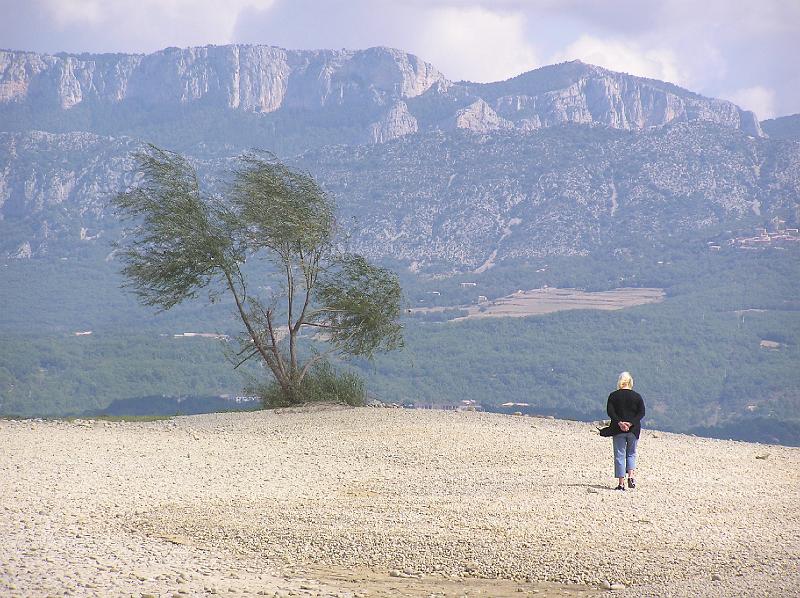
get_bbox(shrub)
[250,361,366,408]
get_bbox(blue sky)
[1,0,797,118]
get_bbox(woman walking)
[607,371,646,490]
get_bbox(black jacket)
[606,389,646,438]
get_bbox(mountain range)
[0,44,797,266]
[0,45,764,148]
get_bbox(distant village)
[708,219,800,251]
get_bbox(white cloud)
[36,0,275,52]
[552,34,686,86]
[233,1,541,82]
[412,6,540,82]
[43,0,104,25]
[725,86,777,120]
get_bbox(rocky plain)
[1,406,798,597]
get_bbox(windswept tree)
[112,145,403,406]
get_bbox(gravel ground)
[1,406,798,597]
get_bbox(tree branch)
[233,348,261,370]
[286,253,298,373]
[223,269,286,388]
[297,330,358,384]
[264,307,289,380]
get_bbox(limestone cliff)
[370,101,418,143]
[0,45,444,113]
[0,48,765,146]
[460,61,764,136]
[445,99,512,133]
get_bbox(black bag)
[596,425,615,437]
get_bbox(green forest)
[1,246,798,444]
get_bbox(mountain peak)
[461,60,764,136]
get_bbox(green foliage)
[352,249,800,443]
[111,147,403,406]
[0,333,243,416]
[232,153,335,254]
[407,308,470,323]
[250,361,365,408]
[0,257,237,335]
[317,254,404,357]
[2,244,797,444]
[112,145,237,309]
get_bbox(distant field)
[412,287,665,320]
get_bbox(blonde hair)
[617,371,634,390]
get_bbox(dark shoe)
[627,478,636,489]
[615,485,626,491]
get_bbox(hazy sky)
[1,0,797,118]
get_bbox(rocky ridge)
[0,45,764,146]
[3,123,797,267]
[0,44,792,267]
[0,45,443,112]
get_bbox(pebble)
[1,408,798,597]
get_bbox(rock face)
[0,47,764,146]
[0,44,786,265]
[302,124,796,268]
[459,61,764,137]
[761,114,800,141]
[0,45,443,113]
[2,123,798,265]
[446,99,512,133]
[0,131,142,257]
[370,101,418,143]
[0,130,137,215]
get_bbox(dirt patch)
[413,287,664,320]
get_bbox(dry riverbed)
[1,406,798,597]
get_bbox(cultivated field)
[414,287,665,320]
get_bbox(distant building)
[231,396,260,404]
[173,332,229,340]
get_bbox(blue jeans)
[613,432,638,478]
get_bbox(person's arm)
[630,394,646,423]
[607,394,620,422]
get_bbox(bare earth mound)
[2,408,798,597]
